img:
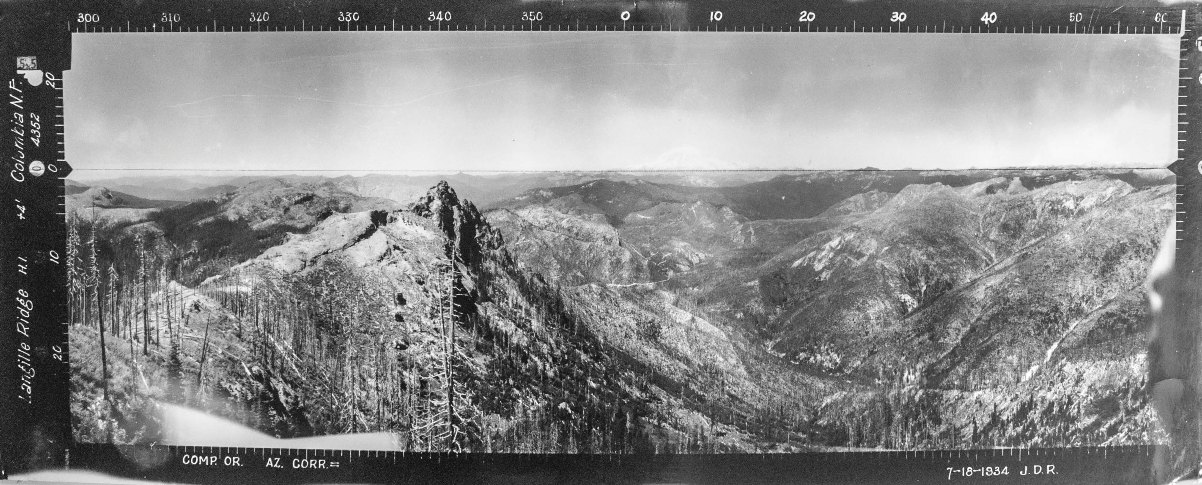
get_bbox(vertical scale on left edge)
[0,3,73,476]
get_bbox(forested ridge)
[70,172,1170,452]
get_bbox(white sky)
[65,32,1179,179]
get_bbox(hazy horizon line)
[68,165,1176,182]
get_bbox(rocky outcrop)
[411,181,504,270]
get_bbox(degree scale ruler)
[1,1,1200,483]
[39,1,1200,34]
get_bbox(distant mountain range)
[67,169,1170,452]
[69,171,796,205]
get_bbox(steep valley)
[486,170,1171,448]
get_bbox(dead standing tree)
[136,233,150,356]
[107,265,120,338]
[160,265,171,347]
[197,313,213,389]
[66,214,81,324]
[84,209,111,402]
[412,261,454,451]
[410,257,474,452]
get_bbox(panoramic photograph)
[62,32,1178,453]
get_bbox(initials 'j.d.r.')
[1019,465,1056,476]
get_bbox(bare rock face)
[409,181,512,315]
[411,181,504,271]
